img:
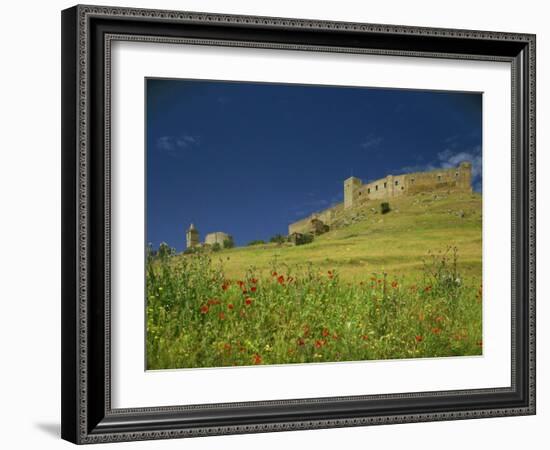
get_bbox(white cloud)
[157,136,175,151]
[176,135,197,146]
[360,134,383,150]
[437,145,482,179]
[397,144,482,192]
[156,134,200,154]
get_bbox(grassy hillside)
[147,190,482,370]
[187,190,482,283]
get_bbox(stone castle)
[288,162,473,235]
[186,223,231,249]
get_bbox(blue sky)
[146,78,482,250]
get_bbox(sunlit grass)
[147,248,482,369]
[146,191,482,369]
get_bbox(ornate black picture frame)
[61,4,536,444]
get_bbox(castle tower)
[344,176,362,209]
[457,161,473,193]
[186,223,200,248]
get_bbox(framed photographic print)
[61,5,536,444]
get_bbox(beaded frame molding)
[61,4,536,444]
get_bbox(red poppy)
[242,290,248,295]
[250,286,257,292]
[424,285,432,292]
[431,327,442,335]
[207,298,220,305]
[218,312,226,320]
[332,333,339,340]
[272,271,277,277]
[322,328,330,337]
[391,281,398,288]
[245,297,253,306]
[277,275,285,285]
[237,280,245,288]
[200,305,209,314]
[223,343,231,351]
[328,270,333,279]
[227,303,234,310]
[297,338,305,346]
[222,282,230,291]
[435,316,444,323]
[415,335,423,343]
[314,339,326,348]
[361,334,369,341]
[250,278,258,284]
[253,354,262,365]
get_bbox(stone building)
[186,223,200,248]
[185,224,232,249]
[344,161,473,209]
[204,232,231,246]
[289,162,473,234]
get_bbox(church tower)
[186,223,200,248]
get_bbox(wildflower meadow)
[146,247,482,370]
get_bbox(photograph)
[55,2,536,445]
[145,78,483,370]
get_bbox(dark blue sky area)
[147,78,482,250]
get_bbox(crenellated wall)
[288,162,473,234]
[348,161,473,208]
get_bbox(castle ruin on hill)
[288,162,473,235]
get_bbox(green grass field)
[147,190,482,369]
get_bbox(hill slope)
[151,190,483,369]
[181,190,482,283]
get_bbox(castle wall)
[288,162,473,233]
[317,204,343,224]
[288,203,343,235]
[288,217,313,235]
[358,173,408,201]
[351,162,472,207]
